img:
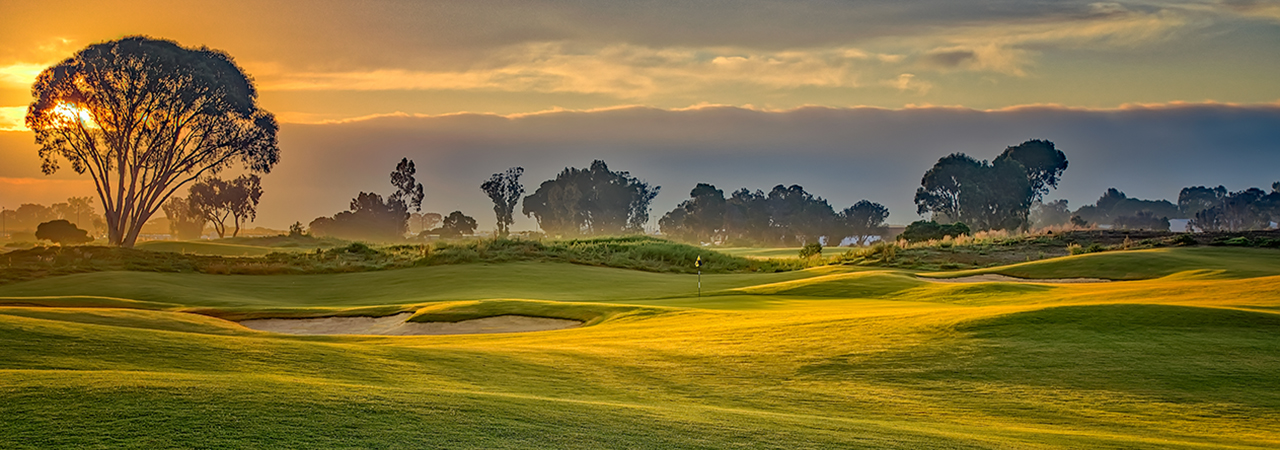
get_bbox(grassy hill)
[1,246,1278,448]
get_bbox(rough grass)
[0,236,802,286]
[1,247,1279,448]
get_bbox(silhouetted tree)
[434,211,478,238]
[35,219,92,244]
[162,196,207,240]
[51,197,100,234]
[522,160,659,236]
[1029,199,1072,228]
[659,183,727,243]
[390,158,424,213]
[411,212,443,235]
[1074,188,1182,226]
[481,167,524,237]
[26,37,278,247]
[1113,211,1170,231]
[994,139,1068,202]
[914,153,1033,231]
[1179,185,1227,217]
[839,200,890,246]
[189,175,263,238]
[1191,188,1271,231]
[310,158,424,241]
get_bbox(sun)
[49,102,96,126]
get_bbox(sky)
[1,0,1279,230]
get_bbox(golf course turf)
[1,245,1278,448]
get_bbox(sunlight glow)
[49,102,96,127]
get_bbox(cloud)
[0,63,43,88]
[0,106,29,132]
[254,43,900,99]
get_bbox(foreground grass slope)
[1,247,1278,448]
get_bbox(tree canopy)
[522,160,659,236]
[434,211,478,238]
[660,183,887,246]
[481,167,524,237]
[25,36,278,247]
[161,196,207,240]
[309,158,422,242]
[188,175,263,238]
[914,153,1034,231]
[994,139,1068,202]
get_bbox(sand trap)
[239,313,581,336]
[922,274,1111,284]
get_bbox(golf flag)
[695,255,703,268]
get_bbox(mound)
[239,313,581,335]
[735,270,926,298]
[921,274,1110,283]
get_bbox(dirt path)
[922,274,1111,284]
[240,313,581,335]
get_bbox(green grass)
[137,240,312,256]
[920,246,1280,280]
[1,246,1279,448]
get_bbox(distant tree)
[659,183,727,243]
[162,196,207,240]
[13,204,57,231]
[765,184,839,246]
[310,158,424,241]
[1070,215,1089,228]
[1178,186,1227,217]
[310,192,409,241]
[288,221,306,237]
[1191,188,1271,232]
[1029,199,1072,228]
[1074,188,1183,225]
[481,167,525,237]
[188,175,263,238]
[994,139,1068,202]
[1112,211,1170,231]
[26,36,278,247]
[35,219,92,244]
[914,153,1033,231]
[389,158,424,213]
[722,188,770,245]
[838,200,890,246]
[411,212,443,235]
[434,211,478,238]
[51,196,101,234]
[522,160,659,236]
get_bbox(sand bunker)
[239,313,581,336]
[923,274,1111,284]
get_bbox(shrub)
[1167,234,1198,246]
[34,220,92,245]
[900,220,971,243]
[798,242,823,258]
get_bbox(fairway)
[2,246,1279,449]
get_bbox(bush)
[1167,234,1198,246]
[798,242,823,258]
[900,220,971,243]
[34,220,92,245]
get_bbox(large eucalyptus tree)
[26,36,279,247]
